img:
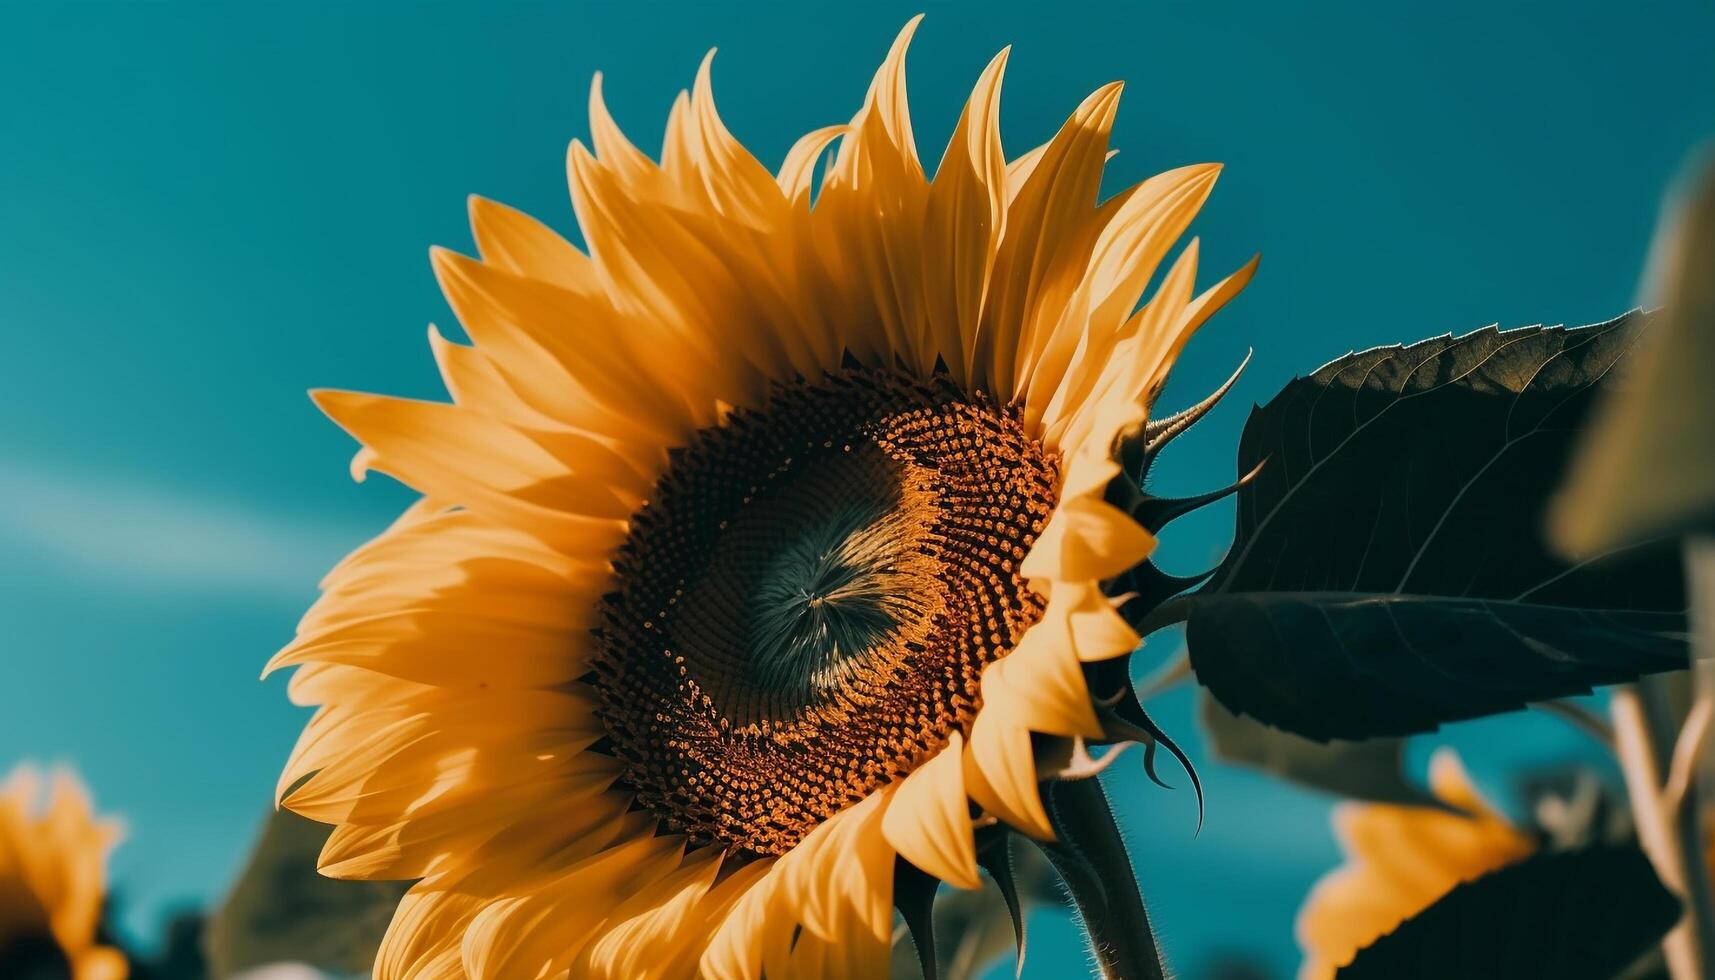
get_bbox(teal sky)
[1,1,1710,976]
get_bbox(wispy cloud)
[0,465,374,601]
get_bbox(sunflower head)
[594,366,1065,857]
[0,766,126,980]
[270,16,1253,978]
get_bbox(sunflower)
[1294,749,1536,979]
[269,17,1254,979]
[0,765,126,980]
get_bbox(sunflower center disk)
[592,367,1060,857]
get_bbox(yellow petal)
[788,901,891,979]
[375,885,486,980]
[0,765,119,968]
[568,141,807,394]
[773,783,895,944]
[1005,141,1049,204]
[1173,253,1260,356]
[311,389,630,551]
[461,833,683,980]
[882,733,981,889]
[922,48,1008,386]
[426,325,561,431]
[72,946,128,980]
[316,771,618,881]
[963,709,1053,839]
[832,17,925,179]
[1021,495,1156,583]
[1084,165,1222,334]
[702,784,898,980]
[676,870,778,980]
[1048,238,1201,452]
[1067,583,1141,663]
[777,125,846,207]
[272,608,593,690]
[587,72,658,188]
[986,81,1124,389]
[986,609,1104,737]
[281,690,603,825]
[682,51,787,225]
[425,331,657,503]
[432,246,699,439]
[814,17,930,363]
[1029,165,1222,430]
[1114,252,1259,434]
[698,865,781,980]
[467,195,598,293]
[575,846,723,979]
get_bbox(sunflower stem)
[1040,777,1168,980]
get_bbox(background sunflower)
[0,765,127,980]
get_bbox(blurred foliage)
[1513,764,1634,853]
[0,932,75,980]
[1198,692,1437,808]
[1554,158,1715,554]
[128,911,209,980]
[1192,951,1279,980]
[1548,153,1715,980]
[204,809,407,979]
[1340,844,1677,979]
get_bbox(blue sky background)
[1,1,1710,976]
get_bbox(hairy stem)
[1039,777,1167,980]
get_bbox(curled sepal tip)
[976,835,1029,980]
[1096,685,1205,834]
[1140,349,1252,461]
[894,858,942,980]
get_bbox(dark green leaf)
[204,808,409,977]
[1198,693,1437,806]
[1191,592,1684,741]
[1189,313,1688,741]
[1338,844,1678,980]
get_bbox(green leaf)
[1197,693,1437,807]
[1338,844,1678,979]
[204,808,409,977]
[1187,313,1688,741]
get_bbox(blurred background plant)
[1550,153,1715,980]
